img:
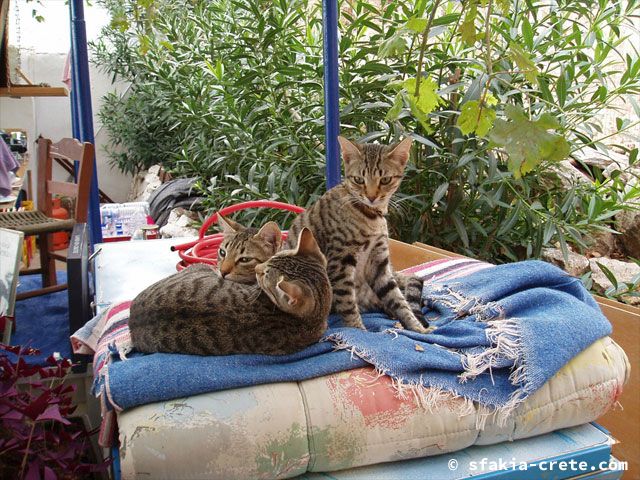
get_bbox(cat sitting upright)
[284,136,431,333]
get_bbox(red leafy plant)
[0,344,110,479]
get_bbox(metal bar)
[69,0,103,247]
[322,0,341,190]
[68,51,80,145]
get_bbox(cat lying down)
[129,228,332,356]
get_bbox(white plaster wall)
[0,0,131,202]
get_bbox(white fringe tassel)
[460,318,524,385]
[328,333,475,420]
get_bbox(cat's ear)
[217,215,244,234]
[387,136,413,169]
[277,277,304,306]
[255,221,282,251]
[294,228,326,265]
[337,136,362,165]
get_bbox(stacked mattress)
[117,336,628,479]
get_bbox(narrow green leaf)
[385,93,404,122]
[596,262,619,289]
[521,17,534,50]
[432,182,449,205]
[451,213,470,247]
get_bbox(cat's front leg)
[368,247,433,334]
[328,253,365,329]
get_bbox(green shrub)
[93,0,640,261]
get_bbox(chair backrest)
[36,137,95,223]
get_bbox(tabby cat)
[129,228,332,356]
[216,215,282,283]
[284,136,430,333]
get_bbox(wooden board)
[0,85,69,97]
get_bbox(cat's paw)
[399,312,433,334]
[411,324,436,334]
[342,314,366,330]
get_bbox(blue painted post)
[68,48,80,144]
[68,50,79,180]
[69,0,103,246]
[322,0,341,189]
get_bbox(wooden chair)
[0,137,95,300]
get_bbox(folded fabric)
[328,260,612,426]
[147,177,204,227]
[0,141,20,197]
[73,258,610,433]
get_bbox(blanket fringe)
[460,318,524,386]
[423,285,505,321]
[457,317,531,427]
[328,333,475,419]
[393,379,476,417]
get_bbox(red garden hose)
[171,200,305,271]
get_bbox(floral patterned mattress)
[117,336,628,479]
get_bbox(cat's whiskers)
[247,286,263,305]
[387,197,408,216]
[338,195,362,209]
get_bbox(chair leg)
[39,233,58,287]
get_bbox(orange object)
[51,198,70,250]
[20,201,35,266]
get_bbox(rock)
[617,208,640,258]
[550,160,591,188]
[128,165,163,202]
[159,208,200,239]
[574,146,629,172]
[586,230,619,258]
[541,248,590,277]
[589,257,640,306]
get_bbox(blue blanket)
[103,260,611,421]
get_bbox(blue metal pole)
[68,49,79,180]
[70,0,103,246]
[68,51,80,141]
[322,0,341,190]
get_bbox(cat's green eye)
[219,248,226,257]
[351,176,365,185]
[380,176,392,185]
[238,257,252,263]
